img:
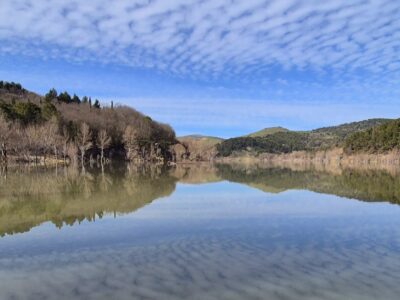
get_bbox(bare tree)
[76,123,92,167]
[66,142,79,166]
[40,118,61,163]
[24,125,41,163]
[98,129,111,164]
[49,118,61,161]
[0,84,178,165]
[0,115,11,163]
[8,124,24,159]
[62,126,70,164]
[123,125,138,160]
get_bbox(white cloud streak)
[0,0,399,78]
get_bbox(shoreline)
[214,148,400,174]
[3,147,400,175]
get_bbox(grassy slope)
[246,126,289,137]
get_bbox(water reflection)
[1,163,400,300]
[217,163,400,204]
[0,164,177,236]
[1,163,400,237]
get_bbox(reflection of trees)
[3,162,400,237]
[216,164,400,204]
[0,165,177,236]
[169,163,221,184]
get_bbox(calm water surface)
[1,164,400,300]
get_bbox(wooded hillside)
[0,81,176,165]
[217,119,393,157]
[344,119,400,153]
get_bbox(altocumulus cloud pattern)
[0,0,399,78]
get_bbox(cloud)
[108,96,400,137]
[0,0,399,79]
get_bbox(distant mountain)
[216,118,394,157]
[178,134,223,141]
[245,126,289,137]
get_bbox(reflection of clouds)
[132,186,400,220]
[1,216,400,300]
[2,174,400,299]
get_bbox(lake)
[1,163,400,300]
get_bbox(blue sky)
[1,0,400,138]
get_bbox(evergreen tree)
[45,88,58,102]
[93,99,101,109]
[72,94,81,104]
[41,101,58,120]
[13,102,42,125]
[57,91,72,103]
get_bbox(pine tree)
[72,94,81,104]
[45,88,58,102]
[93,99,101,109]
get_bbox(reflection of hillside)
[2,162,400,237]
[170,163,221,184]
[216,164,400,204]
[0,165,177,236]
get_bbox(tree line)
[216,132,309,157]
[0,81,25,94]
[45,88,101,108]
[344,119,400,153]
[0,82,176,166]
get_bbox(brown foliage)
[1,83,177,165]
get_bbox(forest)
[344,119,400,153]
[216,119,394,157]
[216,132,309,157]
[0,81,176,165]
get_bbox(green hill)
[217,131,308,156]
[217,119,394,157]
[246,126,289,137]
